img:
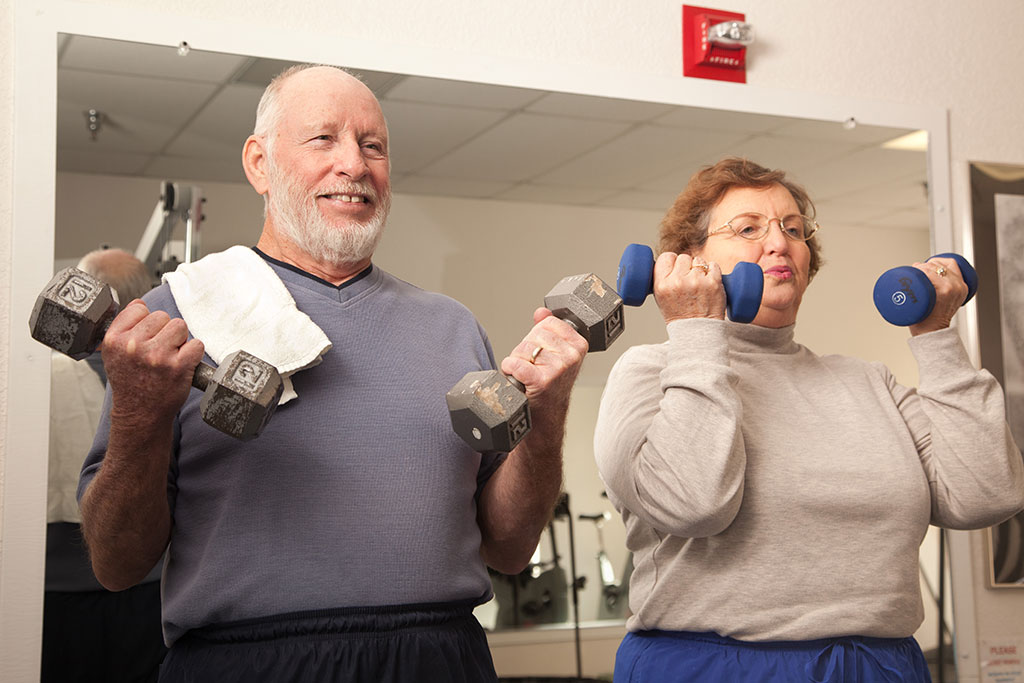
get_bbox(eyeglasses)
[709,212,820,242]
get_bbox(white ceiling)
[56,34,930,229]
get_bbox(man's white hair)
[252,63,360,156]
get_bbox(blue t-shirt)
[79,254,503,645]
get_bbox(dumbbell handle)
[616,244,764,324]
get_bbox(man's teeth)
[324,194,365,203]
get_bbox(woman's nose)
[763,221,790,253]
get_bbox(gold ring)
[693,260,709,275]
[936,265,947,277]
[530,346,543,364]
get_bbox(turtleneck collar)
[726,321,800,355]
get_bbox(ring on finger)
[529,346,543,364]
[935,265,947,277]
[692,259,709,275]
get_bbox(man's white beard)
[266,158,390,268]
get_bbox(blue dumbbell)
[616,243,764,324]
[872,253,978,326]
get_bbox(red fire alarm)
[682,5,754,83]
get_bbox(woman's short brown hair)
[658,157,823,280]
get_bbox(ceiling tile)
[596,189,678,212]
[798,148,927,201]
[394,175,516,199]
[421,113,631,182]
[60,34,249,83]
[526,92,676,122]
[701,134,862,176]
[653,106,794,134]
[770,118,914,147]
[163,83,264,159]
[59,70,218,137]
[384,76,545,110]
[57,100,180,154]
[537,124,744,189]
[837,177,930,211]
[493,183,611,206]
[381,100,508,173]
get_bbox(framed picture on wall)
[970,161,1024,588]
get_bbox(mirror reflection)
[51,35,934,648]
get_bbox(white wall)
[6,1,1024,681]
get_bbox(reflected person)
[44,247,165,683]
[78,64,588,683]
[594,157,1024,681]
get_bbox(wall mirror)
[6,5,956,675]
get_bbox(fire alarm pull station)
[682,5,754,83]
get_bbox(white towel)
[163,246,332,405]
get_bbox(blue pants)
[158,600,497,683]
[615,630,932,683]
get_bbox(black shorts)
[159,600,497,683]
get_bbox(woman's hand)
[908,256,970,336]
[653,251,727,324]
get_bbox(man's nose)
[331,139,369,179]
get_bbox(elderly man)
[78,64,587,682]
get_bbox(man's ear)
[242,135,270,195]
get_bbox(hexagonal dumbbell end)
[543,273,624,352]
[446,370,531,453]
[193,350,284,441]
[29,267,118,360]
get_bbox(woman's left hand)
[908,256,971,336]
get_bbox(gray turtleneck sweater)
[594,319,1024,641]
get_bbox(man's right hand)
[102,299,206,425]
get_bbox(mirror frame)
[5,0,960,676]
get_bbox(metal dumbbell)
[29,267,283,441]
[616,243,764,323]
[446,273,624,453]
[872,253,978,326]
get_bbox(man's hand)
[102,299,206,425]
[500,307,588,411]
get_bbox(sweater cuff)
[907,326,976,387]
[665,318,732,367]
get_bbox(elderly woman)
[594,157,1024,681]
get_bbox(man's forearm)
[478,405,566,574]
[80,416,174,591]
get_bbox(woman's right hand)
[653,251,727,324]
